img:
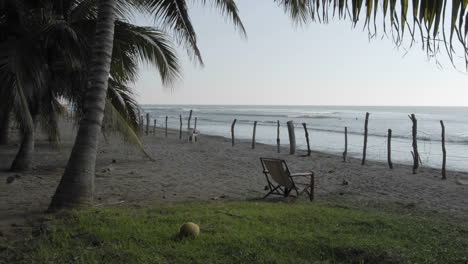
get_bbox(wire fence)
[140,110,468,174]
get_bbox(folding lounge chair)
[260,158,315,201]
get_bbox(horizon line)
[138,103,468,107]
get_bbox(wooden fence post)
[153,119,156,134]
[409,114,419,174]
[187,110,193,129]
[440,120,447,179]
[252,121,257,149]
[231,119,237,146]
[140,115,144,133]
[302,123,311,156]
[179,115,183,140]
[361,112,370,165]
[137,109,141,132]
[343,127,348,162]
[194,117,198,142]
[165,116,168,137]
[276,120,280,153]
[387,129,393,169]
[287,121,296,155]
[145,113,150,135]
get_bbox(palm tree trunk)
[10,113,37,171]
[10,126,35,171]
[48,0,117,211]
[0,108,11,145]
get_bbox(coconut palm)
[47,0,248,210]
[0,0,179,171]
[0,1,51,171]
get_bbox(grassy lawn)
[2,201,468,264]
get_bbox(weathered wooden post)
[231,119,237,146]
[409,114,419,174]
[140,115,144,133]
[194,117,198,142]
[343,127,348,162]
[187,110,193,129]
[165,116,168,137]
[276,120,280,153]
[145,113,150,135]
[361,112,370,165]
[440,120,447,179]
[153,119,156,134]
[251,121,257,149]
[179,115,183,139]
[302,123,311,156]
[387,129,393,169]
[137,108,141,132]
[287,121,296,155]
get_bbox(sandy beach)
[1,119,468,234]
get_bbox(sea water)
[141,105,468,172]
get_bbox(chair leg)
[263,185,281,199]
[294,184,314,201]
[309,174,315,201]
[307,187,313,201]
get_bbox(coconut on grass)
[179,222,200,238]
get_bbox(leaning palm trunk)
[10,124,35,171]
[0,109,10,145]
[49,0,117,211]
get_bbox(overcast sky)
[132,0,468,106]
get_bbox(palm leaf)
[143,0,203,64]
[113,21,181,85]
[193,0,246,37]
[102,96,154,160]
[274,0,311,24]
[298,0,468,66]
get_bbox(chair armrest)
[290,172,313,177]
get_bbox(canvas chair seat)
[260,158,315,201]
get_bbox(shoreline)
[1,120,468,234]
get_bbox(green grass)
[3,201,468,264]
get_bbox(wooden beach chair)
[260,158,315,201]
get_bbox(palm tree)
[48,0,247,211]
[0,0,180,171]
[0,2,47,171]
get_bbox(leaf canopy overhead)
[289,0,468,66]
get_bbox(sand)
[1,119,468,234]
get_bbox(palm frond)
[106,79,139,130]
[114,21,181,85]
[102,96,154,160]
[142,0,203,64]
[275,0,312,24]
[0,38,48,134]
[192,0,246,37]
[300,0,468,66]
[37,92,63,148]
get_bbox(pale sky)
[132,0,468,106]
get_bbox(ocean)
[141,105,468,172]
